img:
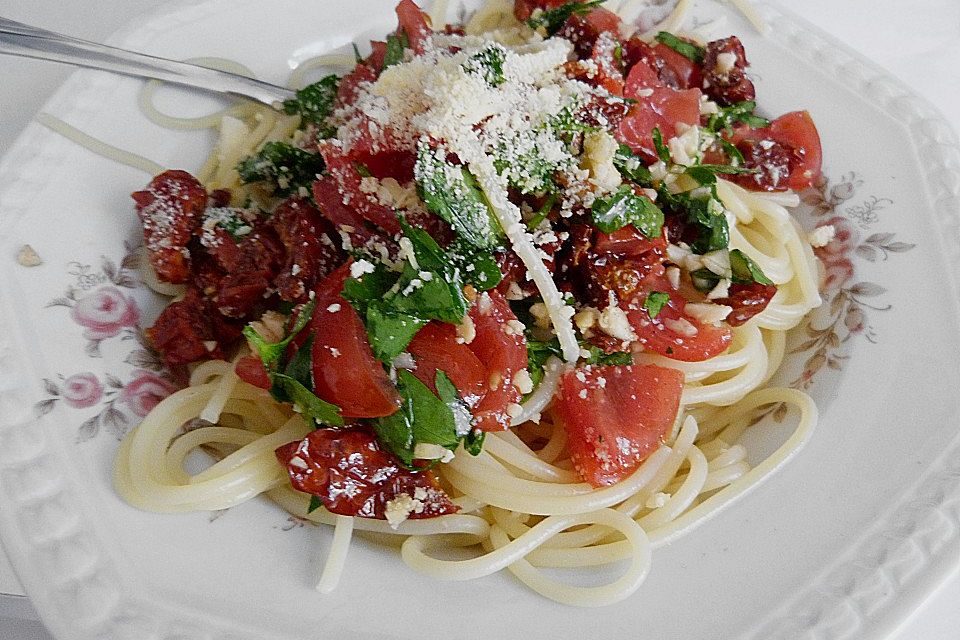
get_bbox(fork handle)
[0,16,296,108]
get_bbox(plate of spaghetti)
[1,1,959,639]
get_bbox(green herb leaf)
[705,100,770,135]
[526,0,603,36]
[463,429,485,456]
[199,207,255,242]
[308,495,323,514]
[374,369,462,466]
[651,127,671,164]
[272,372,344,427]
[384,32,409,68]
[237,141,326,196]
[643,291,670,319]
[450,242,503,291]
[463,44,506,87]
[655,32,705,64]
[242,298,317,371]
[729,249,773,285]
[364,304,428,362]
[658,187,729,254]
[686,164,759,187]
[415,143,503,250]
[282,75,340,127]
[591,185,664,236]
[613,144,653,186]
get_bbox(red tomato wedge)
[466,291,527,431]
[729,110,823,191]
[234,355,271,390]
[276,427,459,519]
[407,321,488,405]
[396,0,432,54]
[555,364,684,487]
[626,276,732,362]
[618,84,702,162]
[316,140,401,235]
[309,269,401,418]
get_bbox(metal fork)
[0,16,295,108]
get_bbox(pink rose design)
[70,286,140,340]
[815,216,859,262]
[821,257,855,292]
[61,372,103,409]
[120,370,177,417]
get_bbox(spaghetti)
[45,0,826,606]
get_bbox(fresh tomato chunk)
[729,111,822,191]
[625,280,732,362]
[276,427,459,519]
[396,0,432,54]
[317,140,400,235]
[309,270,400,418]
[618,85,702,161]
[407,321,488,406]
[234,355,271,389]
[466,291,527,431]
[555,364,684,487]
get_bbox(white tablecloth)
[1,0,958,638]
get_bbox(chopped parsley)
[415,143,503,250]
[591,185,664,237]
[729,249,773,285]
[685,163,758,186]
[343,220,501,362]
[613,144,654,186]
[282,75,339,134]
[651,127,671,164]
[657,186,729,254]
[236,142,325,196]
[526,0,604,36]
[243,308,344,428]
[704,101,770,135]
[643,291,670,319]
[374,370,477,467]
[463,44,507,87]
[655,32,705,64]
[384,32,409,68]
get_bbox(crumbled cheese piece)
[573,307,600,332]
[16,244,42,267]
[456,315,476,344]
[384,493,425,528]
[392,352,417,370]
[668,125,701,166]
[288,455,309,470]
[529,302,552,329]
[701,249,732,278]
[580,130,622,192]
[706,278,732,300]
[513,369,534,394]
[350,259,376,279]
[665,266,681,290]
[506,402,523,419]
[578,388,588,399]
[715,52,737,74]
[664,317,698,337]
[598,305,637,342]
[684,302,733,325]
[327,303,341,313]
[413,442,455,462]
[398,237,419,269]
[504,319,525,336]
[808,225,836,248]
[645,492,670,509]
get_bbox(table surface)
[1,0,959,638]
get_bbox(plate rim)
[0,1,958,639]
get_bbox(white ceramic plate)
[1,1,959,638]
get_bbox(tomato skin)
[466,291,527,431]
[406,322,488,405]
[713,283,777,326]
[555,364,684,487]
[276,427,459,519]
[729,111,823,192]
[309,269,401,419]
